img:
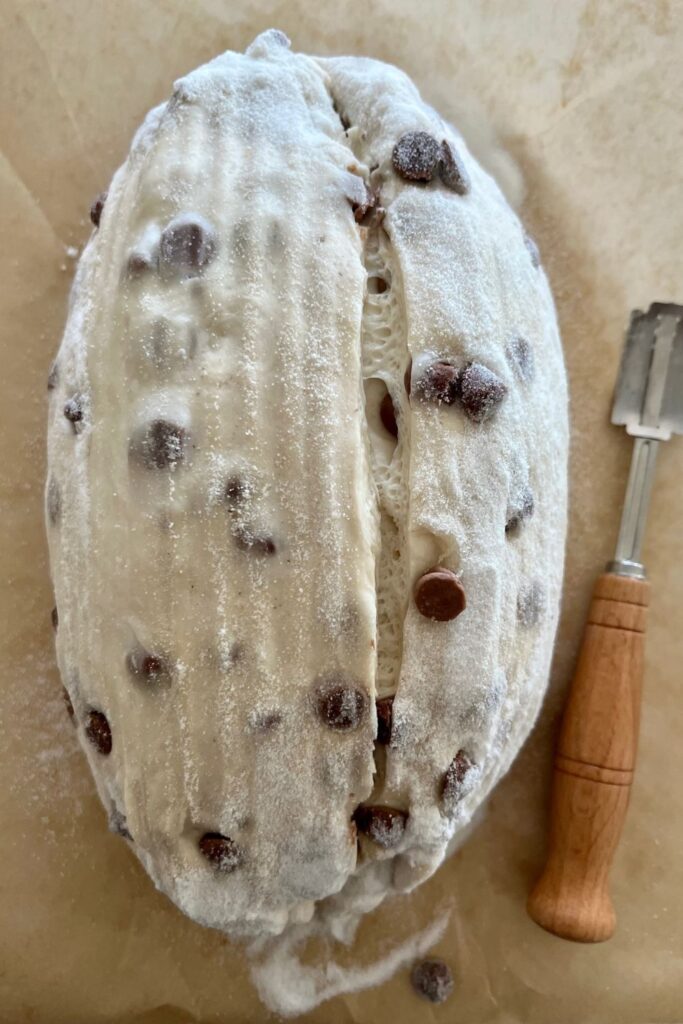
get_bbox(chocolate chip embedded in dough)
[517,579,546,627]
[62,687,75,722]
[404,359,413,397]
[47,360,59,391]
[234,529,277,556]
[159,214,217,276]
[126,647,169,683]
[524,232,541,268]
[247,709,283,733]
[51,606,58,631]
[506,336,535,384]
[198,832,244,873]
[85,709,112,755]
[126,251,154,277]
[458,362,507,423]
[315,675,369,731]
[411,958,455,1004]
[130,420,189,469]
[506,486,535,534]
[47,477,61,525]
[90,191,107,228]
[353,805,408,850]
[224,475,248,510]
[414,568,466,622]
[438,140,470,195]
[392,131,441,182]
[350,182,378,224]
[380,392,398,438]
[109,806,132,840]
[413,361,460,405]
[63,394,84,431]
[375,696,394,744]
[442,749,474,805]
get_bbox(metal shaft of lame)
[607,436,659,579]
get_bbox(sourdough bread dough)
[45,29,568,939]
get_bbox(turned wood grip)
[527,572,650,942]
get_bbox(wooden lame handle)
[527,572,650,942]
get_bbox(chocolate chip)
[51,606,59,631]
[62,687,75,722]
[109,806,132,840]
[517,580,545,627]
[380,392,398,438]
[506,336,534,384]
[90,191,107,228]
[353,805,408,849]
[234,529,277,556]
[442,749,474,805]
[159,214,217,276]
[376,696,394,744]
[524,232,541,268]
[126,647,169,683]
[439,140,470,195]
[47,477,61,525]
[126,251,154,277]
[413,361,460,405]
[350,182,378,224]
[392,131,441,182]
[248,709,282,733]
[506,486,535,533]
[63,394,84,431]
[85,710,112,755]
[198,832,244,872]
[411,958,454,1004]
[130,420,189,469]
[404,359,413,397]
[315,675,368,731]
[458,362,507,423]
[414,568,466,622]
[47,360,59,391]
[224,476,247,510]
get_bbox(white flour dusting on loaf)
[45,24,568,982]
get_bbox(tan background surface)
[1,1,682,1021]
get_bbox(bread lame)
[528,302,683,942]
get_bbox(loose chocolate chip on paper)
[458,362,507,423]
[375,696,394,744]
[379,392,398,438]
[47,477,61,525]
[414,361,460,405]
[198,832,244,873]
[411,958,454,1004]
[414,568,466,622]
[442,749,474,805]
[439,140,470,195]
[85,709,112,755]
[90,191,107,228]
[130,420,189,469]
[159,214,217,276]
[392,131,441,182]
[315,675,368,731]
[353,805,408,849]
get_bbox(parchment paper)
[1,1,682,1021]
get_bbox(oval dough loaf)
[46,29,568,938]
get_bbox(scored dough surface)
[46,29,568,937]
